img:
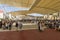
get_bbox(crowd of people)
[0,19,23,31]
[0,19,60,32]
[37,20,60,32]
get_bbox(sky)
[0,4,29,13]
[27,13,44,17]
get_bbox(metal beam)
[29,0,41,10]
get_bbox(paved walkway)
[0,29,60,40]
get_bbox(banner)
[0,10,3,18]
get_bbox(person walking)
[18,21,23,31]
[38,21,45,32]
[37,21,41,31]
